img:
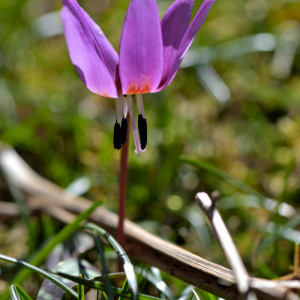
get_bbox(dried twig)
[0,143,298,300]
[195,192,253,298]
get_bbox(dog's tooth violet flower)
[61,0,215,156]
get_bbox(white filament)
[115,98,122,123]
[118,94,128,118]
[122,95,128,117]
[136,94,145,118]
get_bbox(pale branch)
[195,192,255,299]
[0,142,298,300]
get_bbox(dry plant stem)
[195,192,252,299]
[0,144,299,300]
[117,114,130,272]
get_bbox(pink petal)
[61,0,118,98]
[119,0,163,95]
[160,0,216,89]
[158,0,194,89]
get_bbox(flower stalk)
[117,114,130,271]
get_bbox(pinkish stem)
[117,114,130,272]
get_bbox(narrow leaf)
[118,278,129,300]
[82,223,138,300]
[195,288,217,300]
[94,231,113,300]
[9,285,21,300]
[0,200,103,300]
[39,258,100,300]
[50,272,163,300]
[13,284,34,300]
[78,274,85,300]
[178,286,195,300]
[135,267,175,300]
[0,254,78,299]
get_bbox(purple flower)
[61,0,215,156]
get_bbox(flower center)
[114,97,128,150]
[113,94,147,156]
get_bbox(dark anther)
[113,120,122,150]
[138,114,147,150]
[121,118,128,145]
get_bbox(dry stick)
[3,200,300,291]
[117,114,130,272]
[195,192,255,299]
[0,144,299,300]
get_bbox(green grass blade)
[150,267,162,282]
[94,231,113,300]
[51,272,163,300]
[180,156,264,201]
[13,284,33,300]
[9,285,21,300]
[135,267,175,300]
[0,200,103,300]
[177,286,194,300]
[82,223,138,300]
[186,291,194,300]
[1,254,78,299]
[118,278,129,300]
[48,271,126,283]
[137,264,147,292]
[78,274,85,300]
[195,289,217,300]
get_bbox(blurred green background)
[1,0,300,295]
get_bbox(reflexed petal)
[159,0,215,89]
[119,0,163,95]
[83,11,119,81]
[61,0,118,98]
[159,0,194,88]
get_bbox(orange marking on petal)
[101,91,110,98]
[126,80,152,94]
[97,91,112,98]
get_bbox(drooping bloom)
[61,0,215,156]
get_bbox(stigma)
[113,94,147,156]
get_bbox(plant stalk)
[117,114,130,271]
